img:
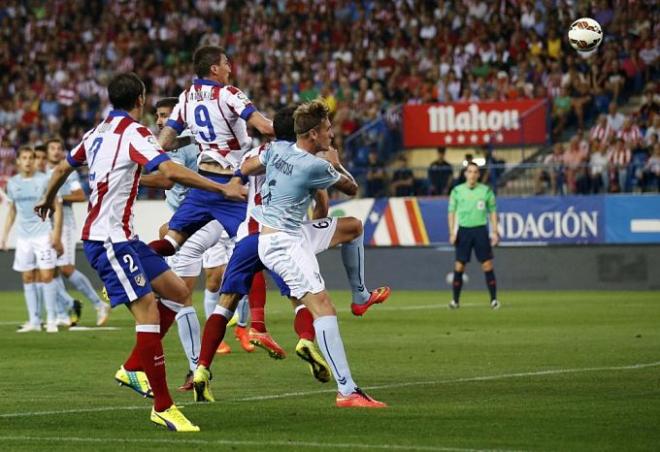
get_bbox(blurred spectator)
[365,151,388,198]
[589,114,614,146]
[390,155,415,197]
[428,147,453,195]
[563,135,589,193]
[608,137,632,192]
[606,103,626,132]
[616,117,642,148]
[641,143,660,192]
[589,141,609,193]
[536,143,565,195]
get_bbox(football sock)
[67,270,102,308]
[248,271,267,332]
[23,282,40,326]
[198,305,233,368]
[236,296,249,328]
[175,306,201,372]
[452,271,463,303]
[123,301,178,371]
[148,236,179,257]
[313,315,357,396]
[42,281,58,324]
[35,282,44,320]
[203,289,219,319]
[485,270,497,301]
[135,324,173,412]
[293,304,315,341]
[55,275,74,310]
[341,232,370,304]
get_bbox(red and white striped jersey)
[67,110,169,242]
[166,78,256,171]
[589,122,613,144]
[235,143,267,241]
[616,126,642,145]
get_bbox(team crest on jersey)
[134,274,146,287]
[477,200,486,210]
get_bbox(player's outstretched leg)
[247,272,285,358]
[193,293,242,402]
[333,218,391,316]
[303,291,386,408]
[292,304,330,383]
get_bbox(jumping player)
[36,72,244,432]
[448,162,500,309]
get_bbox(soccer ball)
[568,18,603,52]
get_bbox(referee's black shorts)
[455,225,493,264]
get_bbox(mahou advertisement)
[403,99,548,147]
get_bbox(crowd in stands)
[0,1,657,197]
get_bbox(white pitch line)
[3,361,658,418]
[0,435,515,452]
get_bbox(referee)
[447,162,500,309]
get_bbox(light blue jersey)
[6,172,52,238]
[165,138,198,212]
[251,141,340,234]
[47,167,82,227]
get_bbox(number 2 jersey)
[166,78,257,171]
[66,110,170,242]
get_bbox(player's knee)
[454,262,465,272]
[481,260,493,272]
[158,222,169,240]
[340,216,362,239]
[313,292,336,317]
[60,265,74,277]
[205,276,221,293]
[22,272,35,284]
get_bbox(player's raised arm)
[323,147,358,196]
[35,159,75,221]
[247,111,274,136]
[156,159,246,201]
[139,171,175,190]
[240,155,265,176]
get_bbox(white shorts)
[258,231,324,299]
[301,217,337,255]
[167,220,225,278]
[56,224,77,266]
[202,234,234,269]
[13,235,57,272]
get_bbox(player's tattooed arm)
[35,159,75,221]
[158,160,246,201]
[0,202,16,251]
[313,189,330,219]
[157,126,191,151]
[139,171,175,190]
[240,156,265,176]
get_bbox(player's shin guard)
[485,270,497,301]
[313,315,357,396]
[341,232,370,304]
[198,305,233,368]
[294,305,315,341]
[203,289,219,319]
[123,301,178,371]
[248,271,267,332]
[42,281,58,324]
[23,282,41,326]
[135,324,173,412]
[68,270,102,308]
[175,306,201,372]
[452,271,464,303]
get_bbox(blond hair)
[293,100,329,136]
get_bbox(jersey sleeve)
[165,92,188,134]
[129,126,170,173]
[485,188,496,212]
[448,188,457,212]
[257,143,272,166]
[308,159,341,189]
[225,86,256,121]
[66,140,87,167]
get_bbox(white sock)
[41,281,58,324]
[203,289,219,319]
[313,315,357,396]
[23,283,40,326]
[68,270,102,308]
[55,276,74,314]
[175,306,201,372]
[236,296,249,327]
[35,282,45,321]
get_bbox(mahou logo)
[403,100,547,147]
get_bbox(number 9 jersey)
[165,78,257,171]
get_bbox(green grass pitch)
[0,290,658,451]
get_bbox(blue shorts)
[220,234,289,297]
[455,225,493,264]
[83,239,170,308]
[168,172,247,238]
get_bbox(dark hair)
[34,144,47,154]
[466,161,480,169]
[108,72,145,110]
[17,145,34,158]
[294,100,329,136]
[193,46,226,78]
[437,147,446,154]
[273,105,297,141]
[45,137,63,149]
[155,97,178,110]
